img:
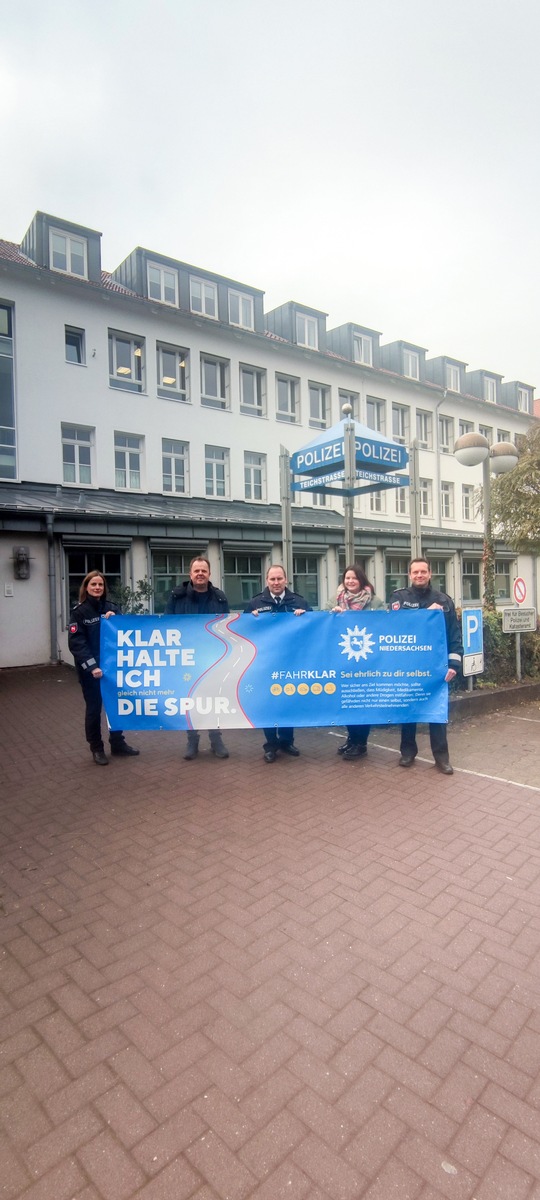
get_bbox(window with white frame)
[459,419,474,436]
[162,439,189,494]
[201,354,230,409]
[276,374,299,423]
[205,445,229,498]
[65,326,85,365]
[416,410,432,449]
[462,559,481,601]
[293,555,319,608]
[223,554,263,609]
[462,484,474,521]
[244,451,266,501]
[115,433,142,489]
[495,560,511,599]
[353,333,372,366]
[157,343,189,401]
[518,387,530,413]
[147,262,178,306]
[395,487,409,515]
[403,349,419,379]
[295,313,318,349]
[240,364,266,417]
[66,549,123,613]
[445,363,460,392]
[497,428,510,443]
[311,490,326,507]
[109,331,145,392]
[430,560,448,593]
[190,276,217,318]
[419,478,432,516]
[308,382,330,429]
[366,396,386,433]
[392,403,409,444]
[62,424,93,485]
[0,304,16,480]
[386,556,409,601]
[228,290,254,329]
[338,390,359,419]
[479,424,493,445]
[369,490,386,514]
[441,481,455,519]
[152,551,201,614]
[483,376,497,403]
[49,228,87,278]
[439,415,454,453]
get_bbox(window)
[353,334,372,366]
[147,262,178,306]
[403,349,419,380]
[190,276,217,318]
[518,387,530,413]
[228,290,254,330]
[0,304,16,480]
[308,382,330,429]
[65,326,85,365]
[162,439,188,494]
[441,481,454,519]
[462,484,475,521]
[483,376,497,403]
[115,433,142,489]
[296,313,318,349]
[439,415,454,453]
[157,343,189,401]
[311,490,327,507]
[366,396,386,434]
[49,228,87,278]
[66,549,122,613]
[416,410,432,449]
[369,490,385,513]
[497,429,510,443]
[386,556,409,601]
[430,561,448,593]
[201,354,230,409]
[240,365,266,417]
[463,559,481,601]
[479,424,493,446]
[394,487,409,515]
[446,363,460,392]
[244,451,266,501]
[392,403,409,444]
[459,419,474,437]
[223,554,262,609]
[495,560,511,600]
[62,424,92,485]
[152,551,200,614]
[205,445,229,498]
[109,331,145,392]
[419,478,432,517]
[338,390,359,419]
[293,555,319,608]
[276,374,299,423]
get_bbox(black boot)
[184,732,199,760]
[110,739,140,756]
[92,746,108,766]
[210,732,229,759]
[342,743,367,760]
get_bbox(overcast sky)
[3,0,539,390]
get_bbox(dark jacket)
[244,586,312,614]
[165,580,229,616]
[389,583,463,671]
[68,596,121,673]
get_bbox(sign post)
[504,581,535,682]
[462,607,484,684]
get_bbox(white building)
[0,210,537,668]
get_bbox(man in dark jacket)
[389,557,463,775]
[244,564,312,762]
[165,556,230,760]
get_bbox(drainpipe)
[46,513,59,664]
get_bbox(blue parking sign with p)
[462,607,484,676]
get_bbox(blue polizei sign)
[290,419,409,477]
[292,467,409,495]
[100,610,448,731]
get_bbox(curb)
[449,680,540,722]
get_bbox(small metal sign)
[502,607,537,633]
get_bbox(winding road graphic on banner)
[185,615,256,729]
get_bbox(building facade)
[0,210,537,668]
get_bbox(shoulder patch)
[391,602,400,610]
[69,623,78,633]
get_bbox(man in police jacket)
[389,558,462,775]
[244,564,312,762]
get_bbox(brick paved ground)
[1,664,540,1200]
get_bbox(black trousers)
[346,725,371,745]
[79,672,123,751]
[263,727,294,749]
[400,723,449,763]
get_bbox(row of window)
[367,480,475,521]
[66,546,514,617]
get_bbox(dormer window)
[353,334,372,366]
[518,386,530,412]
[296,313,318,349]
[483,376,497,403]
[49,228,87,278]
[228,290,254,330]
[190,277,217,319]
[147,263,178,306]
[403,349,419,380]
[446,363,460,392]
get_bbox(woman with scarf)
[331,564,384,761]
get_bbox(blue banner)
[100,610,449,731]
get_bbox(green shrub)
[468,609,540,687]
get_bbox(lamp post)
[342,402,356,565]
[453,433,518,608]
